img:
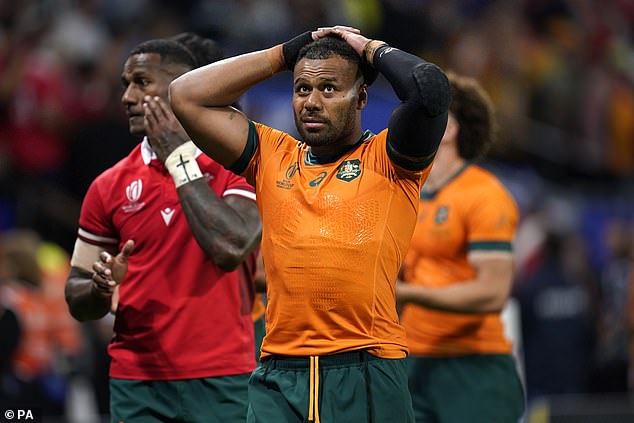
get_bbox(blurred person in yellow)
[396,73,524,422]
[170,25,450,423]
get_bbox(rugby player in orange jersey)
[170,26,451,423]
[396,73,524,422]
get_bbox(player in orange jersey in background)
[396,73,524,422]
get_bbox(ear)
[357,84,368,110]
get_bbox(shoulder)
[253,121,300,150]
[459,166,511,194]
[88,145,143,193]
[457,166,518,211]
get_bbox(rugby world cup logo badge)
[122,179,146,213]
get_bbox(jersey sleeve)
[466,183,518,255]
[242,121,293,187]
[77,177,119,247]
[369,129,431,198]
[222,171,256,202]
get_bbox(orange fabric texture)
[251,293,266,321]
[2,243,81,379]
[401,165,518,356]
[245,123,429,358]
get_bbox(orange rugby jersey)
[243,122,430,358]
[401,164,519,356]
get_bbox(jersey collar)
[420,162,470,199]
[141,137,203,166]
[305,130,374,166]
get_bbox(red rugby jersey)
[78,139,257,380]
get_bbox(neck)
[309,128,364,158]
[425,145,465,192]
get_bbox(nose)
[121,84,138,107]
[304,90,322,111]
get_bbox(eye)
[323,84,336,95]
[138,78,150,87]
[295,85,310,95]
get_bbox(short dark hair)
[129,39,197,71]
[170,32,224,68]
[297,36,378,85]
[447,72,497,160]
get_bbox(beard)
[294,101,357,148]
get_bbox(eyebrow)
[121,69,150,81]
[294,76,339,85]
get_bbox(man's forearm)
[65,269,112,321]
[398,280,507,314]
[170,46,285,110]
[177,180,261,271]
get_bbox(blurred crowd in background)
[0,0,632,421]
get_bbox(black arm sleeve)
[373,45,451,170]
[228,120,259,175]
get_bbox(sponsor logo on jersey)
[122,179,146,213]
[160,207,175,226]
[434,205,449,224]
[309,171,327,187]
[336,159,361,182]
[276,162,299,189]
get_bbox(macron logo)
[160,208,175,226]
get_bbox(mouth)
[301,116,327,130]
[127,109,144,119]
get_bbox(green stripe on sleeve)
[468,241,513,252]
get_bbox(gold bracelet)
[363,40,388,65]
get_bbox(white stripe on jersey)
[78,228,118,244]
[223,189,256,201]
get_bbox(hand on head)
[312,26,371,57]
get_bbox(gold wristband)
[363,40,388,65]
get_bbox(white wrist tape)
[165,141,203,188]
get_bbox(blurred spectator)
[591,218,633,393]
[0,230,82,417]
[516,229,599,401]
[628,235,634,390]
[0,260,21,408]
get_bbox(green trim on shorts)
[110,374,250,423]
[247,351,414,423]
[407,354,525,423]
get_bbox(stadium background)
[0,0,632,422]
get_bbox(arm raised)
[169,48,286,169]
